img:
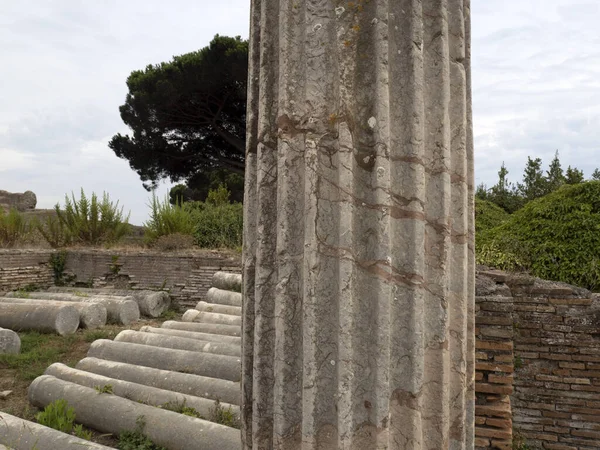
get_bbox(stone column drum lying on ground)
[211,271,242,293]
[0,297,107,329]
[0,327,21,354]
[0,303,79,335]
[47,287,170,317]
[28,376,241,450]
[206,287,242,307]
[139,325,242,346]
[114,330,241,357]
[195,301,241,316]
[4,292,139,325]
[161,320,241,337]
[87,339,241,382]
[44,363,240,420]
[181,310,242,327]
[242,1,475,448]
[0,410,112,450]
[76,357,240,405]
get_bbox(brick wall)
[477,269,600,450]
[475,270,515,450]
[0,250,54,291]
[0,249,241,308]
[508,276,600,450]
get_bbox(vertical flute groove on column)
[243,1,475,449]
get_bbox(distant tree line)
[476,151,600,213]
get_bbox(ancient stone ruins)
[0,190,36,213]
[242,1,474,449]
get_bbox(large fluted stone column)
[243,1,475,449]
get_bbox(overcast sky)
[1,1,598,224]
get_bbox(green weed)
[35,399,76,433]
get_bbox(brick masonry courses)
[0,249,240,309]
[1,249,599,449]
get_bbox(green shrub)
[475,198,510,233]
[477,181,600,290]
[192,201,243,249]
[73,423,93,440]
[143,195,196,244]
[35,399,76,433]
[0,208,29,247]
[36,189,130,247]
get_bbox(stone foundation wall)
[0,249,240,308]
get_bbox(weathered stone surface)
[0,297,107,329]
[5,292,139,325]
[0,410,111,449]
[114,330,241,357]
[47,287,170,317]
[0,303,79,335]
[0,327,20,354]
[76,357,240,405]
[87,339,241,381]
[206,287,242,307]
[195,301,242,316]
[182,309,242,327]
[139,325,241,346]
[242,1,474,448]
[44,363,240,419]
[28,376,241,450]
[0,190,36,212]
[212,271,242,292]
[161,320,241,337]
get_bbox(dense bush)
[145,186,243,250]
[0,208,29,247]
[36,190,130,247]
[143,195,196,244]
[477,181,600,290]
[192,201,243,249]
[475,199,510,233]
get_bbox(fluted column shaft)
[242,1,475,449]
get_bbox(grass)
[0,332,80,381]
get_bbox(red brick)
[475,383,513,395]
[475,427,512,440]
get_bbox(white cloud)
[0,148,36,172]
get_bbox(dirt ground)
[0,314,180,447]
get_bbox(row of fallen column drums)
[0,288,171,353]
[1,271,243,450]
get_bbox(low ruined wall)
[0,250,54,291]
[2,249,600,449]
[475,274,515,450]
[509,277,600,450]
[478,269,600,450]
[0,249,240,308]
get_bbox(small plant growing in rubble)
[94,384,114,394]
[118,415,166,450]
[35,398,76,433]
